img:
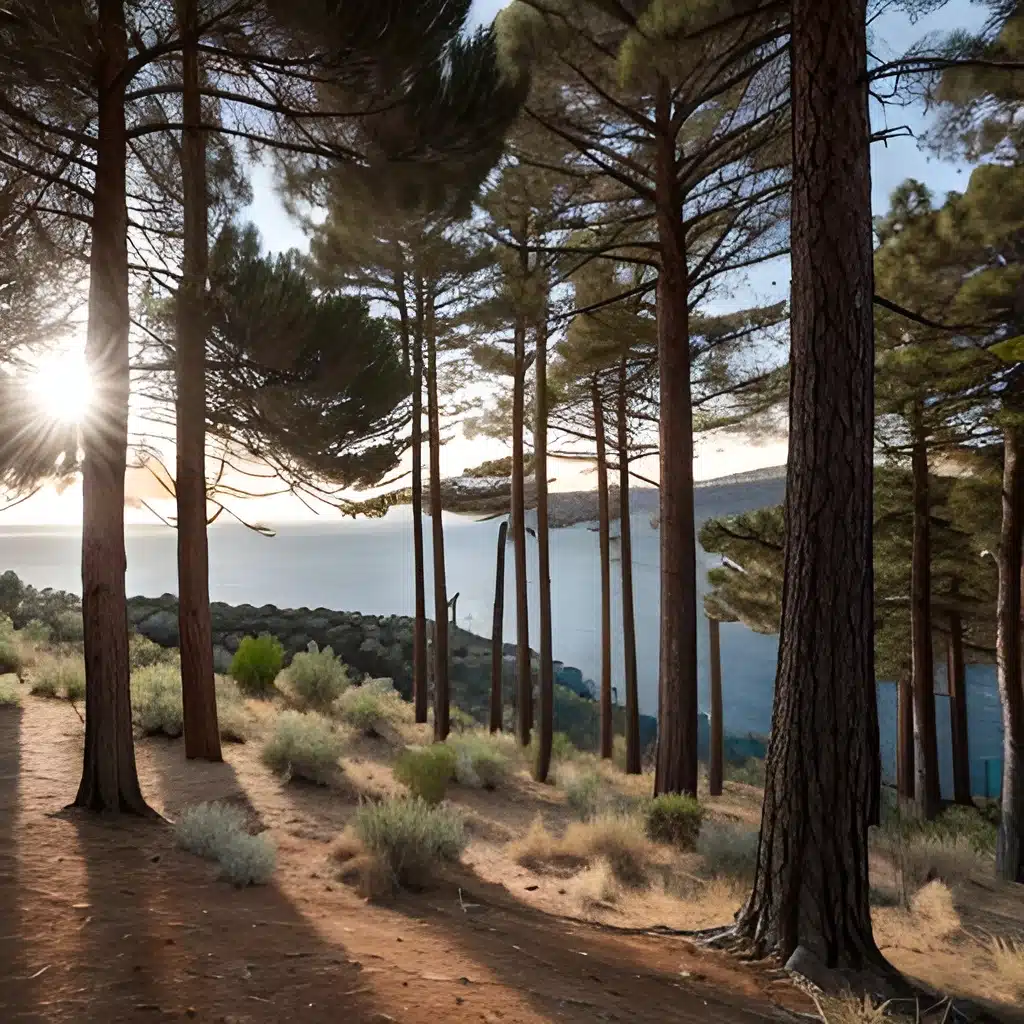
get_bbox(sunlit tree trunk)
[176,0,221,762]
[511,304,531,747]
[489,519,508,733]
[593,378,613,760]
[411,271,428,724]
[534,313,553,782]
[734,0,888,977]
[73,0,152,815]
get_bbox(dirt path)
[0,699,809,1023]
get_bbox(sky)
[4,0,991,525]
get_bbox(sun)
[28,349,94,425]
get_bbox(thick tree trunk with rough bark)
[617,359,641,775]
[176,0,220,762]
[652,78,699,798]
[709,615,724,797]
[512,311,531,747]
[946,593,971,807]
[996,425,1024,882]
[910,404,939,818]
[897,669,915,804]
[593,379,613,760]
[411,276,428,724]
[534,316,553,783]
[734,0,888,978]
[73,0,153,815]
[489,519,508,733]
[426,298,449,742]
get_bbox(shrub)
[561,769,604,820]
[174,802,275,887]
[262,710,343,785]
[29,656,85,701]
[448,707,478,733]
[21,620,51,645]
[215,677,249,743]
[696,821,760,882]
[230,634,284,697]
[52,610,84,643]
[909,879,960,940]
[353,797,466,891]
[0,678,21,706]
[337,678,407,736]
[0,637,24,676]
[551,732,577,762]
[285,642,349,710]
[449,734,510,790]
[132,663,183,737]
[129,633,174,669]
[725,757,766,788]
[394,744,457,804]
[645,793,703,850]
[612,735,628,772]
[563,814,653,887]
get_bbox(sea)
[0,470,1005,799]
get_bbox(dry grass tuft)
[812,994,912,1024]
[988,935,1024,1000]
[909,880,960,940]
[509,816,587,873]
[574,858,620,911]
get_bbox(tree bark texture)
[709,615,724,798]
[617,359,641,776]
[489,519,509,733]
[946,596,971,807]
[909,404,940,818]
[512,309,531,747]
[996,425,1024,882]
[426,298,449,742]
[735,0,887,974]
[176,0,221,762]
[896,669,915,803]
[652,77,699,798]
[73,0,153,815]
[411,273,428,724]
[593,379,613,760]
[534,316,554,783]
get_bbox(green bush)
[448,734,510,790]
[262,710,343,785]
[21,620,51,645]
[880,802,1000,858]
[129,633,174,669]
[230,634,284,697]
[726,757,766,788]
[64,671,86,703]
[132,663,183,737]
[448,706,478,733]
[394,744,458,804]
[337,678,406,736]
[0,637,24,676]
[52,610,84,643]
[562,769,604,820]
[696,821,759,881]
[353,797,466,890]
[174,802,275,887]
[645,794,704,850]
[30,656,85,700]
[285,642,349,710]
[215,677,249,743]
[0,678,21,707]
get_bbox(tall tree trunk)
[909,402,940,818]
[897,668,915,804]
[618,359,641,775]
[489,519,508,733]
[73,0,152,815]
[411,272,428,724]
[534,314,553,783]
[709,615,724,797]
[735,0,887,976]
[946,588,971,807]
[593,378,613,760]
[652,77,699,798]
[996,424,1024,882]
[512,309,531,747]
[176,0,220,762]
[425,296,449,742]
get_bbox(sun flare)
[28,349,94,425]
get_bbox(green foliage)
[51,610,83,643]
[215,677,249,744]
[394,744,458,804]
[129,633,174,669]
[0,678,21,706]
[0,570,24,617]
[353,797,467,891]
[337,678,407,736]
[132,664,184,737]
[696,821,759,882]
[231,634,284,697]
[285,642,349,710]
[448,733,510,789]
[448,706,478,733]
[175,802,276,887]
[0,636,24,676]
[262,710,343,785]
[880,800,999,857]
[725,757,767,788]
[563,769,604,819]
[644,794,704,850]
[30,656,85,701]
[21,620,51,645]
